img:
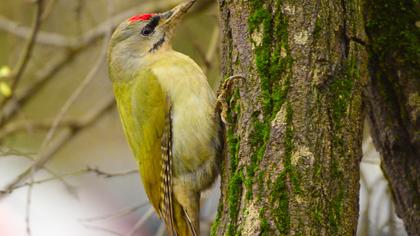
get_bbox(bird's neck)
[109,44,172,81]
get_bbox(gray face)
[110,15,168,58]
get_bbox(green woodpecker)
[107,1,221,235]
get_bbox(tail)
[172,190,200,236]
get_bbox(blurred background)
[0,0,407,235]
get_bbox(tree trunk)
[364,0,420,234]
[213,0,366,235]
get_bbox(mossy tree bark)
[364,0,420,234]
[213,0,366,235]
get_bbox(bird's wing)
[130,70,197,236]
[127,69,167,215]
[160,97,176,236]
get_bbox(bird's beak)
[159,0,196,30]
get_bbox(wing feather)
[160,98,176,236]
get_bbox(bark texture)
[364,0,420,234]
[213,0,366,235]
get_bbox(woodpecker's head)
[108,0,195,61]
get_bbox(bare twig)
[0,44,94,127]
[0,0,44,109]
[0,5,112,199]
[193,25,220,74]
[80,202,148,222]
[0,97,115,199]
[39,34,109,151]
[41,0,57,21]
[0,150,77,197]
[126,207,155,236]
[0,146,36,157]
[85,166,137,179]
[204,26,220,72]
[9,166,137,192]
[25,174,34,236]
[0,16,71,47]
[0,118,84,140]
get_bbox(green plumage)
[108,2,220,234]
[113,70,166,212]
[110,51,220,236]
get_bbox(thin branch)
[9,166,137,192]
[0,146,36,157]
[80,202,148,222]
[85,166,138,179]
[0,16,71,47]
[25,174,34,236]
[0,149,78,197]
[125,207,155,236]
[0,44,94,127]
[0,118,84,140]
[190,25,219,74]
[41,0,57,21]
[39,35,109,151]
[0,97,115,200]
[0,0,44,109]
[204,26,220,71]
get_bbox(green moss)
[245,117,270,200]
[328,181,345,234]
[271,171,290,235]
[284,103,302,193]
[245,0,293,204]
[313,17,322,39]
[329,60,355,127]
[228,172,243,219]
[224,82,242,235]
[225,86,241,180]
[256,171,265,201]
[260,208,270,236]
[227,224,235,236]
[226,171,243,236]
[324,49,360,233]
[313,204,323,225]
[227,128,240,171]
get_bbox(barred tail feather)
[160,100,176,235]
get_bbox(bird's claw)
[216,75,245,125]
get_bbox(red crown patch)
[128,14,156,23]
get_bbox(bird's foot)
[216,75,245,124]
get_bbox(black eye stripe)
[140,15,160,36]
[146,15,160,30]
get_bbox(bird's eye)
[141,26,154,36]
